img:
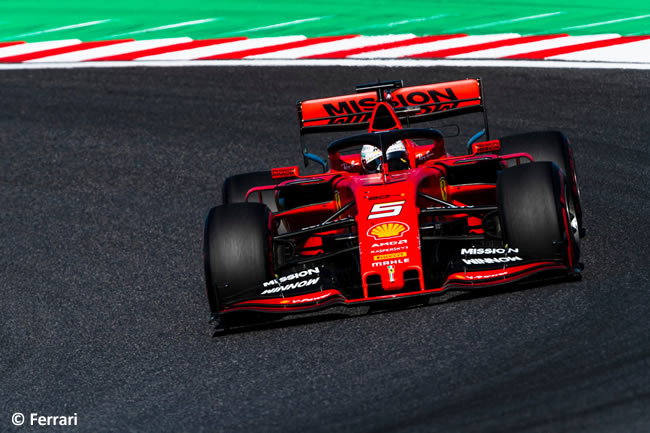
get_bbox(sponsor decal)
[290,293,331,304]
[322,98,375,124]
[440,177,448,201]
[371,246,407,255]
[461,248,519,255]
[261,267,320,295]
[371,258,410,268]
[373,251,407,261]
[388,265,396,283]
[368,201,406,220]
[370,239,408,254]
[320,87,460,125]
[462,256,523,265]
[462,270,508,280]
[334,191,341,210]
[367,194,391,201]
[367,222,410,240]
[372,239,408,248]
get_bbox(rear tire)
[222,171,278,212]
[498,130,583,234]
[497,162,579,265]
[203,203,272,316]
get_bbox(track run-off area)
[0,1,649,64]
[1,64,649,432]
[1,0,649,41]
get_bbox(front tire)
[497,162,579,266]
[203,203,272,316]
[498,130,583,234]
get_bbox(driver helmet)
[361,144,383,173]
[386,140,410,171]
[361,141,410,174]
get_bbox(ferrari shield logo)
[440,178,448,201]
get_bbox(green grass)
[0,0,648,42]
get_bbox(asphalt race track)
[1,65,649,433]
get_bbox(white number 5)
[368,201,405,220]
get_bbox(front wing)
[219,258,573,316]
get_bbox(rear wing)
[297,78,488,135]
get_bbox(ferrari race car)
[203,78,585,330]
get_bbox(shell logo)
[367,222,409,240]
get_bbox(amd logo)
[371,239,408,248]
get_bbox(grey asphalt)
[1,65,648,433]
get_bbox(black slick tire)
[498,130,583,233]
[497,162,579,265]
[203,202,272,316]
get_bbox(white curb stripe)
[549,38,650,62]
[350,34,520,58]
[1,59,650,70]
[138,35,306,60]
[0,39,81,59]
[449,34,620,58]
[1,35,649,64]
[249,35,417,59]
[27,38,194,62]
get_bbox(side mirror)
[303,152,328,173]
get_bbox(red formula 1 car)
[203,78,584,330]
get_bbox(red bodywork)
[219,79,576,316]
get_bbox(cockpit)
[327,128,446,174]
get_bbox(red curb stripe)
[0,40,134,62]
[91,38,247,60]
[201,35,359,59]
[505,36,650,59]
[0,40,131,62]
[303,35,467,59]
[0,41,26,48]
[408,34,567,58]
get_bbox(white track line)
[563,14,650,30]
[549,38,650,62]
[0,39,81,58]
[10,20,111,38]
[452,12,564,31]
[26,38,194,62]
[1,58,649,70]
[384,14,450,27]
[109,18,219,37]
[249,35,417,59]
[449,34,620,59]
[137,36,306,60]
[233,17,330,34]
[323,14,449,35]
[350,34,520,58]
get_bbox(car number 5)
[368,201,405,220]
